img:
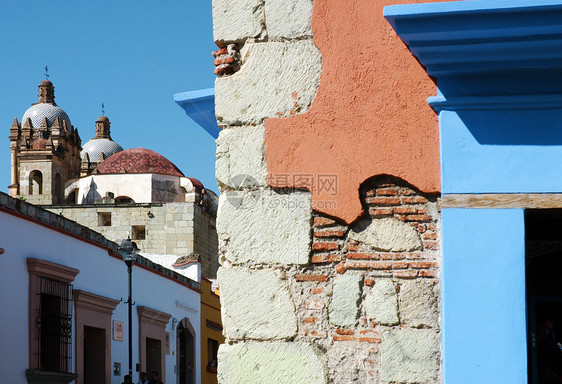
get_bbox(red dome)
[95,148,185,177]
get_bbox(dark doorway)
[146,337,161,378]
[177,322,195,384]
[84,326,105,384]
[526,210,562,384]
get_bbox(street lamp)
[119,237,139,379]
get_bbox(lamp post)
[119,237,139,379]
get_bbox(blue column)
[442,208,527,383]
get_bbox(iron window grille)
[35,277,73,373]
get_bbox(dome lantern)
[37,79,55,105]
[94,115,112,140]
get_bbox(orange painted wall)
[265,0,442,224]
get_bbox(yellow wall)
[201,278,224,384]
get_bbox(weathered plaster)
[348,218,422,252]
[215,40,322,125]
[364,279,399,326]
[265,0,441,224]
[218,268,298,340]
[218,342,327,384]
[216,189,312,265]
[381,329,440,383]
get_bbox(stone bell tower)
[9,80,82,205]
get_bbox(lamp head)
[119,236,139,262]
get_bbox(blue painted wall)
[383,1,562,382]
[439,108,562,194]
[442,208,527,383]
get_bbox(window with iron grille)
[36,277,73,373]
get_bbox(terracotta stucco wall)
[266,0,441,224]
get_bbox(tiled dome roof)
[81,139,123,161]
[95,148,185,177]
[22,103,71,129]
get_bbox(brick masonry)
[287,177,441,383]
[217,176,441,383]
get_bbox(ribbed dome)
[80,139,123,161]
[22,103,71,129]
[95,148,185,177]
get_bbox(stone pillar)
[9,146,18,197]
[212,0,442,383]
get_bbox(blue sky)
[0,1,219,193]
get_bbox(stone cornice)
[137,305,172,327]
[73,290,120,314]
[26,258,79,284]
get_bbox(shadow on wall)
[456,109,562,146]
[84,180,102,204]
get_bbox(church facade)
[8,80,219,279]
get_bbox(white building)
[0,192,202,384]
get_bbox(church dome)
[22,103,71,129]
[95,148,185,177]
[80,139,123,161]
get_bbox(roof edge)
[0,192,200,291]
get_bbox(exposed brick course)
[287,177,441,381]
[212,44,239,76]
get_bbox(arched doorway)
[29,170,43,195]
[66,189,78,204]
[176,319,195,384]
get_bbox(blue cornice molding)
[174,88,220,139]
[385,0,562,77]
[428,93,562,112]
[385,0,562,105]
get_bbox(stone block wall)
[217,177,441,383]
[212,0,442,382]
[49,202,219,278]
[193,203,219,278]
[18,160,54,205]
